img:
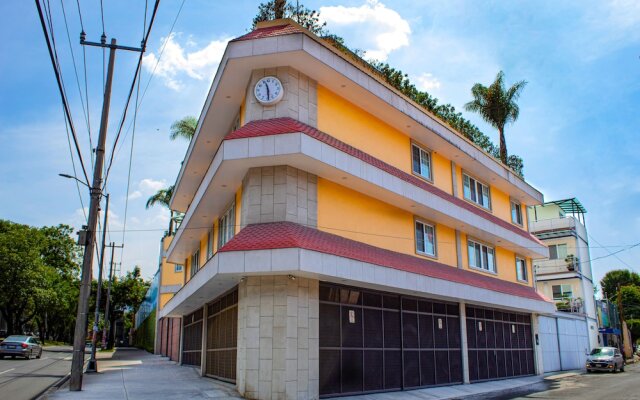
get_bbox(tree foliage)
[104,266,150,347]
[600,269,640,300]
[621,285,640,320]
[253,0,326,35]
[169,116,197,141]
[0,220,81,342]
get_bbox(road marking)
[0,368,15,375]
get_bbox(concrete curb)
[33,372,70,400]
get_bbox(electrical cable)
[62,108,88,222]
[102,0,161,188]
[35,0,91,185]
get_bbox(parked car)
[0,335,43,360]
[586,347,624,373]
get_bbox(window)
[207,229,214,259]
[515,257,527,282]
[463,173,491,209]
[415,220,436,256]
[174,264,183,273]
[190,250,200,278]
[411,143,432,180]
[548,244,567,260]
[552,284,573,300]
[218,202,236,249]
[511,200,523,225]
[467,239,496,272]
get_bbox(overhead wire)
[74,0,95,166]
[102,0,161,188]
[119,0,149,268]
[59,0,93,159]
[35,0,91,185]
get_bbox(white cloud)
[143,33,231,91]
[415,73,441,91]
[139,178,166,194]
[128,191,142,200]
[320,0,411,61]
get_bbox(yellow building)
[156,19,553,399]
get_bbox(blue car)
[0,335,43,360]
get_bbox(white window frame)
[510,199,523,225]
[463,173,491,209]
[411,143,432,181]
[218,202,236,249]
[415,219,437,257]
[467,239,496,273]
[174,264,183,273]
[190,250,200,278]
[552,284,573,300]
[515,256,528,282]
[548,244,567,260]
[207,229,214,260]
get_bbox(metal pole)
[87,193,109,373]
[69,38,117,391]
[102,244,117,349]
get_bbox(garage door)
[538,315,589,372]
[205,288,238,382]
[182,308,203,366]
[466,306,535,382]
[319,283,462,397]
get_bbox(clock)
[254,76,284,105]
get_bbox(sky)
[0,0,639,292]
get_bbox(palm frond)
[169,116,197,141]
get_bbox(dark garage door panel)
[319,283,462,397]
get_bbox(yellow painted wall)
[537,278,583,301]
[235,187,242,234]
[492,188,512,223]
[160,293,174,309]
[460,232,533,286]
[432,153,453,194]
[317,178,457,266]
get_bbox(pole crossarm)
[80,38,144,53]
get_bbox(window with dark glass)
[548,244,567,260]
[207,229,214,259]
[190,250,200,277]
[463,173,491,209]
[415,220,436,257]
[411,144,432,181]
[552,284,573,300]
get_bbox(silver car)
[586,346,625,373]
[0,335,43,360]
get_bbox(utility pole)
[69,38,117,391]
[70,32,145,391]
[617,284,625,356]
[102,243,123,350]
[86,194,109,373]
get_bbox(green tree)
[0,221,80,341]
[621,285,640,320]
[600,269,640,300]
[464,71,527,165]
[105,266,149,348]
[253,0,326,35]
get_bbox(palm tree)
[464,71,527,165]
[146,116,197,233]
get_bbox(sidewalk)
[45,348,580,400]
[46,348,242,400]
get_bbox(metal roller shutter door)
[181,308,203,366]
[319,283,462,397]
[205,289,238,382]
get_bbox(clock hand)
[266,84,270,99]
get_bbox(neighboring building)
[528,198,599,371]
[157,19,554,399]
[596,299,622,347]
[156,234,183,361]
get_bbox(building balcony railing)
[529,216,587,240]
[534,254,580,276]
[556,297,584,314]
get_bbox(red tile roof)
[219,222,550,303]
[226,117,544,247]
[232,24,305,42]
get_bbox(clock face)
[254,76,284,105]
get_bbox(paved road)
[497,363,640,400]
[0,346,73,400]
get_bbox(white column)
[531,314,545,375]
[459,302,470,384]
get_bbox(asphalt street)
[496,363,640,400]
[0,346,73,400]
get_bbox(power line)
[35,0,91,185]
[102,0,161,188]
[589,233,633,270]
